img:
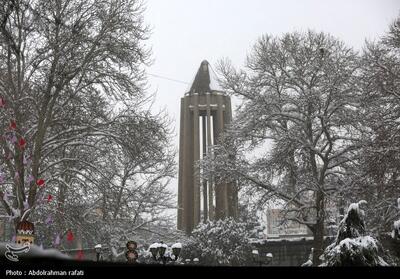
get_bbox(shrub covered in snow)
[392,198,400,240]
[320,201,389,266]
[393,220,400,240]
[180,218,254,266]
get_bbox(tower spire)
[187,60,223,94]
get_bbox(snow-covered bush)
[393,220,400,240]
[320,201,389,266]
[392,198,400,240]
[180,218,254,266]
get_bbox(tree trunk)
[313,190,325,266]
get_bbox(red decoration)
[76,250,84,260]
[66,230,74,242]
[0,97,5,107]
[9,121,17,130]
[47,194,53,203]
[18,138,26,149]
[36,179,45,187]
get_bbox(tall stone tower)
[177,60,238,234]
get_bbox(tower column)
[225,97,238,219]
[181,96,194,234]
[202,114,209,222]
[177,98,184,230]
[193,95,201,226]
[215,95,227,219]
[206,93,214,221]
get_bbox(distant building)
[264,208,311,237]
[261,198,341,239]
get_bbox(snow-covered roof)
[185,60,224,94]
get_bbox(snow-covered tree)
[204,31,361,265]
[237,201,265,240]
[0,0,176,250]
[393,198,400,240]
[181,218,254,266]
[345,16,400,235]
[320,201,389,266]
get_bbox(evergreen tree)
[320,201,388,266]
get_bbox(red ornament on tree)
[9,121,17,130]
[36,179,45,187]
[47,194,53,203]
[0,97,5,107]
[18,138,26,149]
[66,230,74,242]
[76,250,84,260]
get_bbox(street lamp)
[171,243,182,261]
[158,242,168,264]
[252,249,273,266]
[149,242,160,261]
[94,244,103,261]
[266,253,273,265]
[252,250,261,266]
[149,242,182,264]
[158,242,167,257]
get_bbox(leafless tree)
[0,0,176,248]
[346,16,400,234]
[203,31,361,265]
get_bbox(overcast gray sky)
[143,0,400,199]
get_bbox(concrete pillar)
[224,96,238,219]
[215,94,226,219]
[178,90,237,233]
[202,115,208,222]
[206,94,214,221]
[177,98,184,230]
[193,95,200,226]
[181,96,194,234]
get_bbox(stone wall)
[253,236,400,266]
[252,237,333,266]
[60,236,399,266]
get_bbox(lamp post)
[265,253,273,265]
[149,242,182,265]
[149,242,160,261]
[252,249,273,266]
[171,242,182,262]
[252,249,261,266]
[95,244,103,262]
[158,242,168,264]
